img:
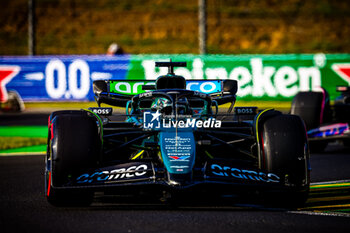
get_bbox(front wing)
[307,123,350,141]
[50,160,305,194]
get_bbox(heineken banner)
[0,54,349,102]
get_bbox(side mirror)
[212,100,219,117]
[223,80,238,95]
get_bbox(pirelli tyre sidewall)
[291,91,331,130]
[46,111,101,206]
[291,91,331,152]
[261,114,310,207]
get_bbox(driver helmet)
[151,97,190,115]
[151,97,172,114]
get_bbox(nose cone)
[159,129,196,184]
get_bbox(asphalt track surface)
[1,113,350,233]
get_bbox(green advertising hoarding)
[127,54,350,101]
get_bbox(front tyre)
[261,114,310,207]
[46,111,101,207]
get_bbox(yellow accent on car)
[255,108,273,144]
[204,150,214,159]
[131,150,144,160]
[158,151,163,162]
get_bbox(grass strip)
[0,126,48,137]
[0,144,46,155]
[0,136,47,150]
[310,183,350,189]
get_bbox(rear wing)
[93,79,237,107]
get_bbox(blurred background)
[1,0,350,55]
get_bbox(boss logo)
[235,107,257,115]
[89,107,113,116]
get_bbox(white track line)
[288,211,350,218]
[311,180,350,185]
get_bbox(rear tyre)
[261,114,310,208]
[46,111,101,207]
[291,91,330,152]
